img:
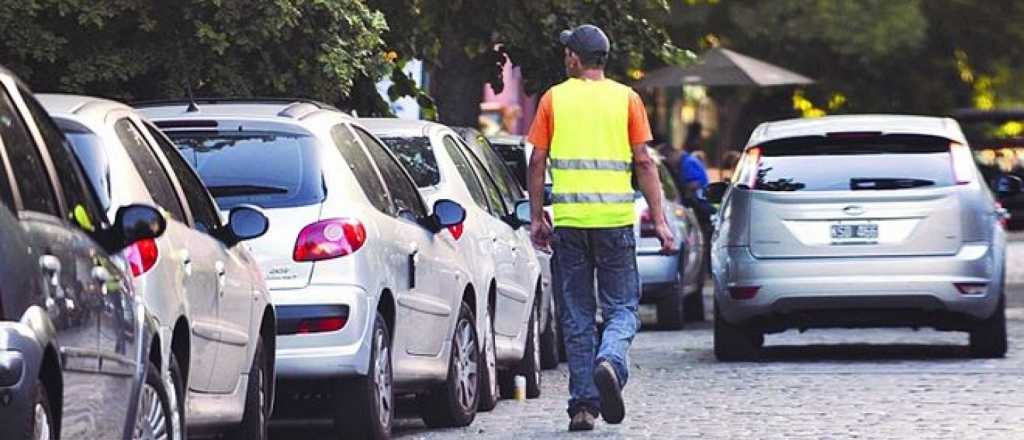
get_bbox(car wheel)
[520,300,542,398]
[418,302,479,428]
[26,378,54,440]
[969,294,1007,358]
[477,307,500,412]
[334,311,393,439]
[165,355,185,440]
[226,338,269,440]
[683,269,707,322]
[133,358,174,440]
[713,304,760,362]
[539,296,561,369]
[656,286,686,330]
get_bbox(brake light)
[293,218,367,262]
[954,282,987,295]
[741,147,762,188]
[996,202,1008,229]
[124,238,159,277]
[296,316,348,334]
[447,223,464,240]
[728,286,760,300]
[950,142,974,185]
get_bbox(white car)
[364,119,545,409]
[42,94,277,439]
[140,99,480,439]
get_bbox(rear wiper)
[850,178,934,190]
[208,184,289,197]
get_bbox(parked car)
[454,130,560,362]
[364,119,546,409]
[139,99,479,438]
[708,115,1020,361]
[0,66,170,439]
[485,135,706,328]
[40,94,276,439]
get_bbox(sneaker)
[593,361,625,424]
[568,410,596,431]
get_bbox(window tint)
[0,165,13,210]
[113,119,185,220]
[442,136,489,210]
[331,124,390,213]
[464,143,506,215]
[749,136,956,192]
[22,92,106,230]
[378,136,440,187]
[151,130,221,233]
[354,127,426,219]
[465,135,521,210]
[0,89,57,214]
[167,130,324,210]
[60,125,112,212]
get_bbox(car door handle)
[400,242,419,255]
[215,261,227,295]
[181,251,192,276]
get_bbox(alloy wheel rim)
[32,401,50,440]
[134,382,169,440]
[375,328,393,427]
[163,369,182,440]
[454,318,478,410]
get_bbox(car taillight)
[954,282,987,295]
[741,147,762,188]
[950,142,974,185]
[124,238,159,277]
[293,218,367,262]
[447,223,464,240]
[296,316,348,334]
[728,286,760,300]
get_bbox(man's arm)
[527,148,553,248]
[632,144,676,253]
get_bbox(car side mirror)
[221,205,269,246]
[502,199,532,229]
[427,199,466,233]
[111,204,166,252]
[996,174,1023,196]
[706,182,729,204]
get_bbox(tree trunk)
[714,88,753,167]
[429,31,485,127]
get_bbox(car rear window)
[745,135,956,191]
[377,136,440,188]
[165,131,324,209]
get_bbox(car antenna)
[185,83,200,113]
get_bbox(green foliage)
[0,0,391,106]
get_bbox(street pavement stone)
[271,293,1024,440]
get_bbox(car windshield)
[378,136,441,188]
[748,135,956,192]
[165,131,324,209]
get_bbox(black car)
[0,66,173,439]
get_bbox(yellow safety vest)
[549,78,635,228]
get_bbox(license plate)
[830,223,878,244]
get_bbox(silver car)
[709,115,1020,361]
[363,119,544,410]
[139,99,479,438]
[42,95,276,438]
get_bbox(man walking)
[526,24,675,432]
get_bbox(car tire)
[334,311,393,439]
[713,304,760,362]
[520,300,543,398]
[26,378,54,440]
[165,354,185,440]
[539,297,561,369]
[684,267,707,323]
[226,338,269,440]
[477,308,500,412]
[418,302,479,428]
[656,288,686,330]
[969,295,1007,358]
[133,358,175,440]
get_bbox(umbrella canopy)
[635,48,814,88]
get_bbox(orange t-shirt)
[527,86,653,150]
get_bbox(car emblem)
[843,206,865,216]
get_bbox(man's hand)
[530,215,554,251]
[654,218,677,255]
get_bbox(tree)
[366,0,686,126]
[0,0,391,106]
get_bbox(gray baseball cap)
[559,24,610,56]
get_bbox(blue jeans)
[552,226,641,416]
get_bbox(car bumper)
[715,243,1002,330]
[0,323,43,439]
[638,250,680,299]
[270,284,373,379]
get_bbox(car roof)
[748,114,968,148]
[360,118,447,138]
[37,94,133,123]
[136,98,355,124]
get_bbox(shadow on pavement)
[754,343,972,362]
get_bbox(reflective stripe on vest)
[549,78,635,228]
